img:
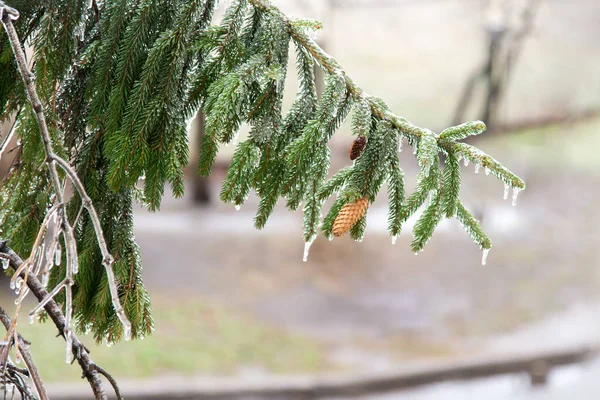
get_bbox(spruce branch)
[235,0,525,261]
[1,0,131,359]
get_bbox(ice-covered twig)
[0,306,48,400]
[0,2,131,342]
[0,240,110,400]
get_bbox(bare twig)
[0,306,48,400]
[94,365,123,400]
[0,241,109,400]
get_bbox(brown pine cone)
[349,136,367,160]
[332,197,369,237]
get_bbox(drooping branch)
[247,0,525,191]
[0,241,110,400]
[0,0,131,348]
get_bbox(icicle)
[397,137,403,153]
[54,243,61,265]
[484,167,491,175]
[391,235,397,245]
[512,187,522,207]
[414,252,419,256]
[503,183,510,200]
[412,145,417,155]
[65,330,73,363]
[474,164,480,174]
[463,158,470,167]
[303,239,315,262]
[328,236,333,242]
[28,314,35,325]
[1,258,8,270]
[234,204,241,211]
[41,273,49,287]
[123,324,132,341]
[9,280,15,290]
[482,248,490,266]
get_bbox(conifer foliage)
[0,0,525,345]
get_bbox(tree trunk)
[190,111,211,205]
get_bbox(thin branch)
[0,306,48,400]
[94,365,123,400]
[0,241,109,400]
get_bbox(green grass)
[11,296,326,382]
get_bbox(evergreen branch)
[440,151,461,218]
[456,202,492,250]
[1,4,131,350]
[243,0,524,257]
[439,120,487,141]
[386,155,405,238]
[0,241,112,399]
[248,0,525,180]
[452,142,525,189]
[411,191,442,253]
[416,129,437,173]
[317,166,352,202]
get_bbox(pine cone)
[332,197,369,237]
[349,136,367,160]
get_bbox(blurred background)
[4,0,600,398]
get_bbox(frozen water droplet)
[512,187,522,207]
[392,235,397,245]
[474,164,480,174]
[414,252,419,256]
[503,183,510,200]
[54,243,61,266]
[28,314,35,324]
[484,167,491,175]
[482,248,490,265]
[9,280,15,290]
[463,158,470,167]
[328,236,333,242]
[303,239,314,262]
[15,353,21,364]
[397,138,403,153]
[412,145,417,155]
[1,258,8,270]
[14,298,19,305]
[234,204,241,211]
